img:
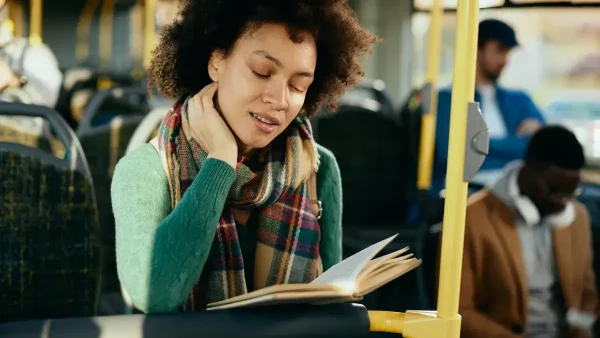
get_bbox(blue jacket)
[432,85,545,192]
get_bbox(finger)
[191,91,204,112]
[196,82,217,99]
[188,93,200,113]
[201,84,218,112]
[193,82,217,112]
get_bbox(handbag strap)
[307,170,322,220]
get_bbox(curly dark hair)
[148,0,379,116]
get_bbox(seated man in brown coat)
[459,125,597,337]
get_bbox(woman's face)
[209,23,317,153]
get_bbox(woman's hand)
[188,82,238,168]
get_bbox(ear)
[208,50,226,82]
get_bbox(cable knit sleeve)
[111,144,236,313]
[316,144,343,270]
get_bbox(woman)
[112,0,378,313]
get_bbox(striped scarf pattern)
[157,98,322,309]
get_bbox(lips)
[250,112,280,133]
[250,112,280,126]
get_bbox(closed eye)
[252,70,269,79]
[289,85,304,93]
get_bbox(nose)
[499,53,509,67]
[263,80,288,112]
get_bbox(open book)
[207,234,421,310]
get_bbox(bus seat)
[77,114,146,315]
[76,87,148,132]
[397,88,427,204]
[313,105,407,227]
[312,103,425,312]
[125,105,170,155]
[340,78,396,118]
[0,103,100,322]
[55,67,96,128]
[55,69,140,128]
[62,68,94,89]
[422,220,442,309]
[0,303,370,338]
[0,117,54,154]
[70,89,95,123]
[75,87,148,315]
[341,226,428,314]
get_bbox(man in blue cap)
[432,19,545,193]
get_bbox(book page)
[357,258,421,296]
[207,290,347,311]
[206,283,338,308]
[310,234,398,290]
[357,247,410,281]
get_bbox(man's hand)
[567,309,597,338]
[0,59,20,91]
[517,118,543,136]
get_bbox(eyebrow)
[252,50,314,78]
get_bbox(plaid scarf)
[157,97,323,310]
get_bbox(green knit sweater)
[111,143,343,313]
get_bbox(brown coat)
[458,189,597,338]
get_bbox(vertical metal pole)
[131,0,145,79]
[465,0,480,100]
[143,0,156,70]
[416,0,443,190]
[98,0,116,89]
[7,0,24,38]
[436,0,475,320]
[76,0,101,63]
[28,0,42,45]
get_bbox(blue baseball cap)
[478,19,519,48]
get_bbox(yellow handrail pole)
[436,0,479,321]
[131,0,145,79]
[7,0,24,38]
[370,4,482,336]
[465,0,479,99]
[416,0,443,190]
[143,0,157,70]
[76,0,101,63]
[98,0,116,90]
[28,0,42,45]
[369,311,405,334]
